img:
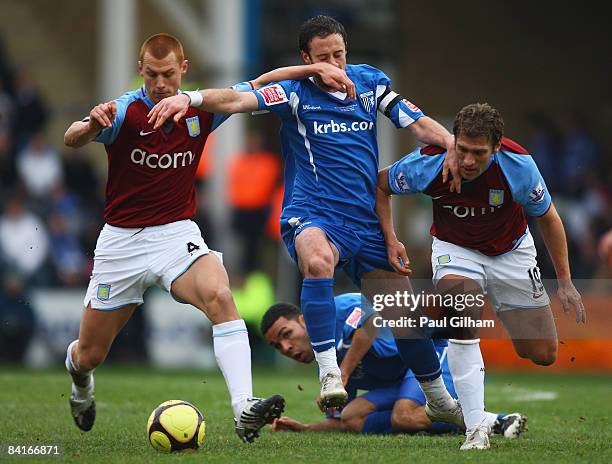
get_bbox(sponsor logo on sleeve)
[257,84,288,106]
[402,99,421,113]
[394,172,410,192]
[529,182,546,203]
[345,307,363,329]
[489,189,505,206]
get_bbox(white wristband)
[183,90,203,107]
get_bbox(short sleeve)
[369,67,424,128]
[94,90,139,145]
[251,81,294,117]
[496,152,552,217]
[388,149,445,195]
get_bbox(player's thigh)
[340,397,377,432]
[497,305,557,365]
[77,303,138,366]
[170,253,239,323]
[294,226,340,277]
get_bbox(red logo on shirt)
[345,307,363,329]
[258,84,288,106]
[402,99,421,113]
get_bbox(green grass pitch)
[1,367,611,463]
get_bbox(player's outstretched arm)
[64,101,117,148]
[250,63,355,98]
[375,167,411,276]
[148,89,260,129]
[271,416,343,432]
[408,117,461,193]
[535,202,586,323]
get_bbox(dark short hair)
[260,303,301,336]
[453,103,504,147]
[298,15,348,53]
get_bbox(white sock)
[448,339,487,431]
[65,339,93,400]
[314,347,341,381]
[212,320,253,420]
[419,375,455,406]
[484,411,499,430]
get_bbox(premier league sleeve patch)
[257,84,289,106]
[97,284,111,301]
[186,116,200,137]
[345,307,363,329]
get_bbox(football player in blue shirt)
[261,293,526,438]
[148,15,463,425]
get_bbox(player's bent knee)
[77,344,107,371]
[302,255,334,278]
[203,286,235,312]
[531,343,557,366]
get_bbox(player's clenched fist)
[89,101,117,130]
[315,62,356,99]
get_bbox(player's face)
[456,134,501,180]
[264,316,314,363]
[300,33,347,70]
[139,51,188,104]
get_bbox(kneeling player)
[377,103,584,449]
[262,293,526,437]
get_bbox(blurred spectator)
[17,132,63,200]
[558,111,600,196]
[0,195,49,281]
[61,148,102,211]
[0,270,35,363]
[47,212,86,287]
[525,112,561,192]
[11,68,48,151]
[227,132,281,273]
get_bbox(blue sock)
[429,421,461,434]
[394,338,442,382]
[300,278,336,352]
[361,410,395,434]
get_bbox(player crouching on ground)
[376,103,585,449]
[261,293,526,438]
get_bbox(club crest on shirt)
[345,307,363,329]
[489,189,505,206]
[359,90,375,112]
[186,116,200,137]
[97,284,111,301]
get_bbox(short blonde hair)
[139,33,184,63]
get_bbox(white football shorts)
[431,230,550,312]
[84,219,221,310]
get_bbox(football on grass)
[147,400,206,453]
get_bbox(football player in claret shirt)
[62,32,355,443]
[377,103,585,449]
[148,15,464,430]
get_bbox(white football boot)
[493,413,528,439]
[65,342,96,431]
[319,372,347,409]
[460,425,491,450]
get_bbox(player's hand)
[147,94,191,129]
[89,101,117,131]
[315,63,356,99]
[271,417,307,432]
[558,280,586,323]
[443,140,461,193]
[386,238,412,276]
